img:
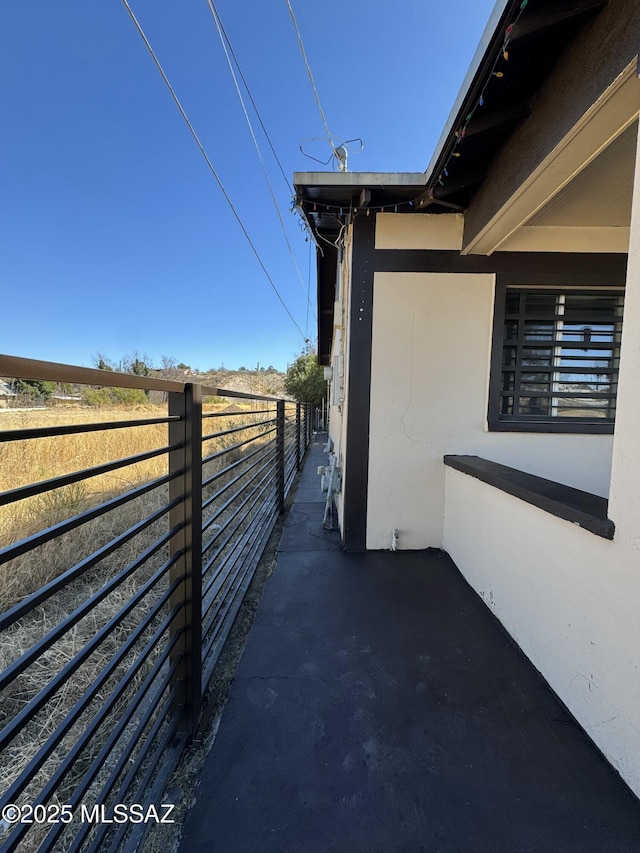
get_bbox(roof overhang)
[422,0,613,217]
[293,172,429,244]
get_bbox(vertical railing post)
[276,399,285,513]
[168,382,203,737]
[296,402,302,470]
[305,402,310,445]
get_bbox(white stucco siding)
[443,466,640,798]
[367,272,614,550]
[608,121,640,551]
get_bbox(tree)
[93,353,115,371]
[13,379,57,401]
[284,351,326,406]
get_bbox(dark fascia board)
[423,0,523,190]
[444,454,615,539]
[424,0,612,212]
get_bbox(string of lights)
[295,196,418,215]
[119,0,309,344]
[431,0,530,191]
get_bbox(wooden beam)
[509,0,607,42]
[430,171,487,199]
[464,102,531,137]
[358,188,371,208]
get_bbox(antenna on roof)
[334,146,348,172]
[299,138,363,172]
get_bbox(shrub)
[84,387,148,407]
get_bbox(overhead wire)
[119,0,308,343]
[285,0,337,160]
[206,6,292,195]
[206,0,317,323]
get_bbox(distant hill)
[188,368,285,399]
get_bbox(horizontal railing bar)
[202,493,277,666]
[0,416,180,443]
[202,487,276,623]
[0,353,187,393]
[202,408,276,419]
[61,686,180,853]
[202,475,274,592]
[0,553,181,750]
[202,427,276,467]
[87,685,180,853]
[0,470,181,566]
[202,438,274,490]
[0,441,181,508]
[0,575,181,808]
[202,510,276,680]
[201,416,275,444]
[206,387,291,403]
[0,353,295,400]
[201,452,275,536]
[113,731,185,853]
[202,446,277,515]
[202,479,274,574]
[0,495,182,629]
[202,496,276,597]
[40,633,183,853]
[203,547,272,690]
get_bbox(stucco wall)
[327,225,354,532]
[608,120,640,551]
[443,467,640,798]
[376,212,463,250]
[367,272,614,550]
[439,110,640,800]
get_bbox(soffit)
[528,122,637,227]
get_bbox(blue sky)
[1,0,495,372]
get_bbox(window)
[489,286,624,432]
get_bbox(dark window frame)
[488,276,625,434]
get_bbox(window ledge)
[443,455,615,540]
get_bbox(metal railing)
[0,355,313,853]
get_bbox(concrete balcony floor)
[179,436,640,853]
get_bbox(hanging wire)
[306,238,312,341]
[120,0,308,342]
[285,0,337,160]
[206,0,317,323]
[208,3,292,194]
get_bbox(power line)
[207,5,292,194]
[206,0,316,323]
[285,0,337,160]
[119,0,308,343]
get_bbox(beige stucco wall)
[327,225,353,531]
[443,468,640,798]
[608,121,640,550]
[440,110,640,800]
[367,271,615,550]
[376,212,464,249]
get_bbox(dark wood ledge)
[443,455,615,540]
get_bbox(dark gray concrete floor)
[179,435,640,853]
